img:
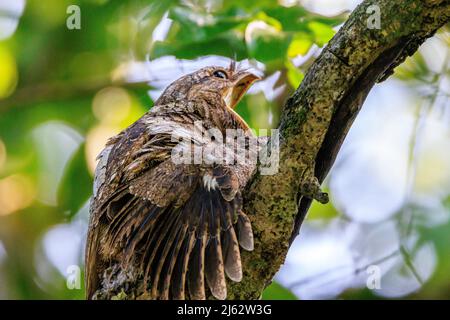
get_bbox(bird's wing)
[85,115,174,299]
[123,162,253,300]
[86,105,254,300]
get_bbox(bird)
[85,61,261,300]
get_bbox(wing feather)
[86,102,256,300]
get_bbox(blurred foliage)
[262,282,297,300]
[58,143,92,217]
[0,0,448,300]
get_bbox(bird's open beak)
[224,71,261,109]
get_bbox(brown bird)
[85,62,261,300]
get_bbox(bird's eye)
[213,70,228,79]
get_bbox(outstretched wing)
[86,105,254,300]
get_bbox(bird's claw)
[300,176,329,204]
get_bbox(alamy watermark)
[66,265,82,290]
[367,5,381,30]
[66,5,81,30]
[366,265,382,290]
[169,121,280,175]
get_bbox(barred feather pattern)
[106,185,249,299]
[94,164,254,300]
[86,96,258,300]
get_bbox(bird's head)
[155,61,260,109]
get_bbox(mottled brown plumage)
[86,62,260,300]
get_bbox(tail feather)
[169,227,194,300]
[151,210,184,298]
[237,211,254,251]
[205,237,227,300]
[141,207,178,287]
[187,231,207,299]
[101,179,254,300]
[160,224,188,299]
[223,227,242,282]
[123,205,161,263]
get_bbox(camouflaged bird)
[86,62,261,300]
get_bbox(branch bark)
[224,0,449,299]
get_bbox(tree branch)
[225,0,449,299]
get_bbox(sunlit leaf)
[286,60,304,89]
[0,45,18,98]
[253,11,283,31]
[307,21,335,47]
[245,20,291,63]
[287,32,312,57]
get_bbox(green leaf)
[286,60,304,89]
[265,6,344,32]
[168,6,249,43]
[287,32,312,57]
[152,33,247,59]
[307,21,336,47]
[262,282,297,300]
[245,20,291,63]
[265,6,309,31]
[57,142,93,218]
[253,11,283,30]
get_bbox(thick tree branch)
[225,0,449,299]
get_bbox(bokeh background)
[0,0,449,299]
